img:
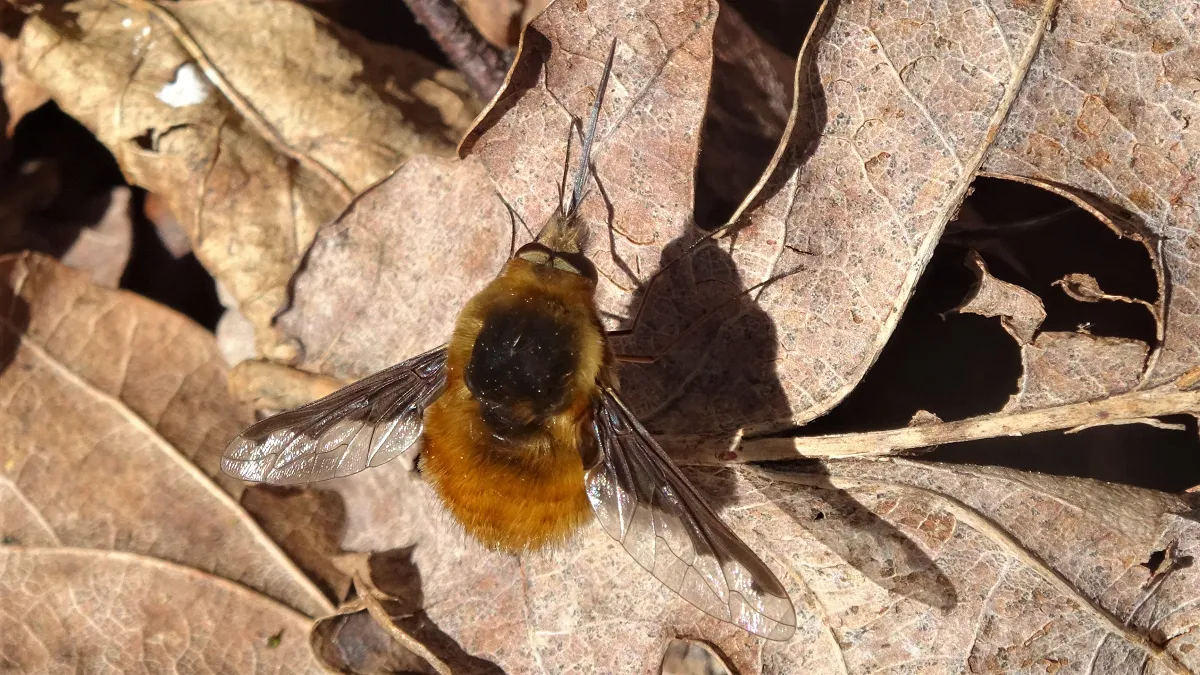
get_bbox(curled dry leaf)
[956,249,1047,344]
[980,0,1196,387]
[660,638,734,675]
[0,252,330,618]
[308,455,1200,673]
[0,547,323,673]
[16,0,479,355]
[1056,272,1156,310]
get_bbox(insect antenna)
[562,38,617,220]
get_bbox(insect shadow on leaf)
[311,545,505,674]
[621,0,955,611]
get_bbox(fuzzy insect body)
[423,250,606,551]
[221,38,797,641]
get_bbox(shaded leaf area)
[0,252,330,618]
[981,0,1196,385]
[297,456,1199,674]
[0,547,322,673]
[15,0,480,355]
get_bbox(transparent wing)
[222,346,448,485]
[587,389,797,641]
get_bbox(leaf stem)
[698,385,1200,463]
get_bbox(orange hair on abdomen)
[420,257,606,552]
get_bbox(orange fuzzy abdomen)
[421,383,593,553]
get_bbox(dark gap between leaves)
[924,415,1200,493]
[947,177,1159,345]
[693,0,824,229]
[298,0,451,67]
[8,102,224,331]
[120,189,224,332]
[9,102,123,217]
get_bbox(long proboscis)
[563,38,618,220]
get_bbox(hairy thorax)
[421,257,607,552]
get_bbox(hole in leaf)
[1143,548,1168,575]
[797,241,1022,434]
[945,177,1158,346]
[133,129,156,151]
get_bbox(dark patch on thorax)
[465,303,578,437]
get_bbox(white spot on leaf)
[156,63,210,108]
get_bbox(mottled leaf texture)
[0,252,330,618]
[1005,331,1150,413]
[0,548,323,673]
[15,0,478,354]
[981,0,1199,387]
[279,156,510,378]
[312,457,1200,674]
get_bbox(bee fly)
[223,39,797,641]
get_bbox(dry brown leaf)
[956,249,1047,344]
[707,0,1062,433]
[278,154,509,377]
[54,186,134,288]
[282,0,1073,442]
[0,6,49,142]
[0,252,330,618]
[0,547,323,673]
[1006,331,1150,413]
[308,456,1199,673]
[15,0,479,355]
[980,0,1196,387]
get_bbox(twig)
[675,385,1200,464]
[399,0,508,99]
